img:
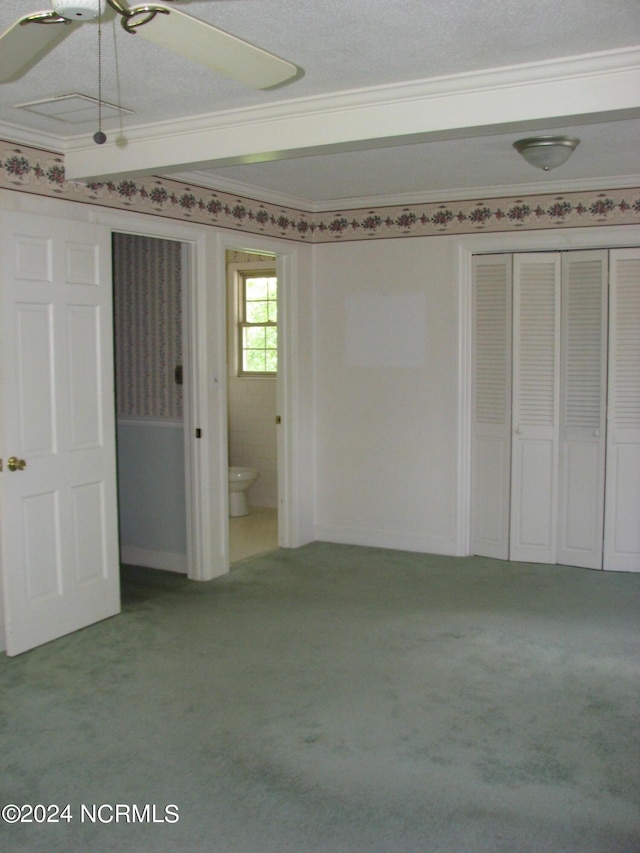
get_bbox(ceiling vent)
[15,94,131,124]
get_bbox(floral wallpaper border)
[2,139,640,242]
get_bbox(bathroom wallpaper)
[113,233,183,420]
[2,139,640,242]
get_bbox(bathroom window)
[238,271,277,374]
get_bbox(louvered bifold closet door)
[510,254,561,564]
[604,249,640,572]
[557,251,608,569]
[471,256,512,559]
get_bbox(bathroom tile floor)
[229,506,278,564]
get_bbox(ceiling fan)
[0,0,299,88]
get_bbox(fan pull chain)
[93,2,107,145]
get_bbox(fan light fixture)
[1,1,299,89]
[513,135,580,171]
[51,0,104,19]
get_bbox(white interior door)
[556,251,608,570]
[0,212,120,655]
[471,255,512,559]
[510,254,561,564]
[604,249,640,572]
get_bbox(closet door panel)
[514,438,556,549]
[604,250,640,572]
[510,254,561,564]
[557,252,607,569]
[471,256,512,559]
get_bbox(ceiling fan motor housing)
[52,0,105,20]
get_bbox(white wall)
[313,237,460,554]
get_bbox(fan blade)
[128,5,298,89]
[0,14,79,83]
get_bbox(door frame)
[217,231,303,555]
[455,223,640,558]
[105,216,223,580]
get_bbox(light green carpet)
[1,542,639,852]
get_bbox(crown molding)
[0,121,65,154]
[166,170,313,210]
[312,174,640,212]
[169,170,640,214]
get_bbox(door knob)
[7,456,26,472]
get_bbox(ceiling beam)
[63,48,640,182]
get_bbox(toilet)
[228,466,259,517]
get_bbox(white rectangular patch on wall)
[345,294,427,368]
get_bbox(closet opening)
[470,248,640,572]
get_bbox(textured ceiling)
[171,118,640,208]
[1,0,639,204]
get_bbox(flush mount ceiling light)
[513,135,580,171]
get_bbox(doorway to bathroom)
[226,249,279,563]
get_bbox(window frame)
[236,267,278,376]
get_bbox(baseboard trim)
[120,546,188,574]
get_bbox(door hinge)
[195,428,202,439]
